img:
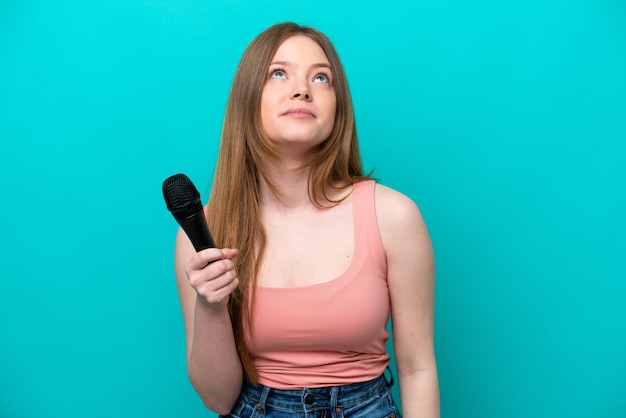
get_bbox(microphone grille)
[162,173,203,221]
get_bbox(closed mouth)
[282,108,315,117]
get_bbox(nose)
[291,83,311,101]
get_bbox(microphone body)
[176,213,216,252]
[162,174,216,252]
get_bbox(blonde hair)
[206,22,370,382]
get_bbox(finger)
[204,257,235,279]
[221,248,239,259]
[187,258,235,289]
[188,248,226,270]
[198,268,238,295]
[197,273,239,306]
[212,277,240,303]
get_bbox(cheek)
[261,85,280,107]
[325,96,337,131]
[260,93,274,131]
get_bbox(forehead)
[271,35,330,64]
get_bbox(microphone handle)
[178,214,217,252]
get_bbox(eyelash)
[314,73,330,83]
[269,68,331,83]
[269,68,286,79]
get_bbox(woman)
[174,22,439,417]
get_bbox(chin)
[273,135,328,148]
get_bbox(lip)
[281,107,316,118]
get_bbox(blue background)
[1,1,624,417]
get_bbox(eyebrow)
[269,61,332,71]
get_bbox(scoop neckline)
[255,181,365,291]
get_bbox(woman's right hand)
[184,248,239,311]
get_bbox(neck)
[259,160,313,209]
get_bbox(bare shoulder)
[374,183,432,265]
[374,183,427,236]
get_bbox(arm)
[376,184,440,418]
[174,227,243,414]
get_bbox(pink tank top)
[246,180,390,389]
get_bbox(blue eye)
[270,69,286,79]
[314,73,329,83]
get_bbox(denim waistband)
[240,370,394,412]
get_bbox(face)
[260,35,337,155]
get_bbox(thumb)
[221,248,239,259]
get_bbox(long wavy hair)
[206,22,371,382]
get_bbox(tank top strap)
[352,180,387,270]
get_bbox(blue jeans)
[220,371,402,418]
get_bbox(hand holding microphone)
[163,174,239,309]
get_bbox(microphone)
[162,173,216,252]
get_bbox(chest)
[257,199,354,288]
[249,261,390,355]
